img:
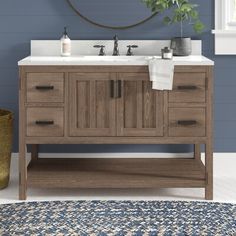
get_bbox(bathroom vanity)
[18,41,214,200]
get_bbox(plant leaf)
[142,0,205,35]
[163,16,172,24]
[193,21,205,33]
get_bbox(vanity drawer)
[26,107,64,137]
[26,73,64,103]
[168,108,206,137]
[169,73,206,103]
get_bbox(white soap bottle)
[61,27,71,57]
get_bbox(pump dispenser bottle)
[61,27,71,57]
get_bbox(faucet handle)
[126,45,138,56]
[93,45,106,56]
[113,34,118,40]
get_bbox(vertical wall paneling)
[0,0,233,152]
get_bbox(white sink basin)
[65,55,154,62]
[21,55,158,66]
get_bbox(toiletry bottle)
[61,27,71,57]
[161,47,173,60]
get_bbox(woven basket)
[0,109,13,189]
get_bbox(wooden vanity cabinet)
[69,72,116,137]
[69,72,163,137]
[117,73,163,137]
[19,65,213,200]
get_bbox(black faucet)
[126,45,138,56]
[112,35,119,56]
[94,45,106,56]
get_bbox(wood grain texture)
[19,65,213,200]
[26,73,64,103]
[168,108,206,137]
[64,72,69,137]
[31,144,38,162]
[19,66,27,200]
[205,66,214,200]
[27,158,206,188]
[26,107,64,137]
[69,72,116,136]
[25,136,207,144]
[194,144,201,160]
[169,72,206,103]
[19,65,208,73]
[117,73,163,137]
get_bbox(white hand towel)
[148,58,174,90]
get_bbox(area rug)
[0,201,235,235]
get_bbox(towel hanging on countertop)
[148,58,174,90]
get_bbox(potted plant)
[142,0,205,56]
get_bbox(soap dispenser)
[61,27,71,57]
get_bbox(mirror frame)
[66,0,158,30]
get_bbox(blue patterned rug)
[0,201,235,235]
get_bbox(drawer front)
[168,108,206,137]
[169,72,206,103]
[27,108,64,137]
[26,73,64,103]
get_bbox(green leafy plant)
[142,0,205,37]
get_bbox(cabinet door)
[69,73,116,136]
[117,73,164,137]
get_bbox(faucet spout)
[113,35,120,56]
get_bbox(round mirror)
[66,0,157,29]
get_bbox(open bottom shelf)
[27,158,206,189]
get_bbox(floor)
[1,155,236,204]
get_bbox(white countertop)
[18,55,214,66]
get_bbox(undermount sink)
[22,55,159,66]
[63,55,154,61]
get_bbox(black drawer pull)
[110,80,115,98]
[177,85,197,90]
[35,85,54,90]
[177,120,197,126]
[110,80,122,98]
[35,120,54,125]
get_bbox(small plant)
[142,0,205,37]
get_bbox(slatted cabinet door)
[69,73,116,136]
[117,73,164,136]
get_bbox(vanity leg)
[31,144,38,162]
[194,144,201,160]
[205,66,213,200]
[205,141,213,200]
[19,68,27,200]
[19,141,27,200]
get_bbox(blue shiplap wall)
[0,0,234,152]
